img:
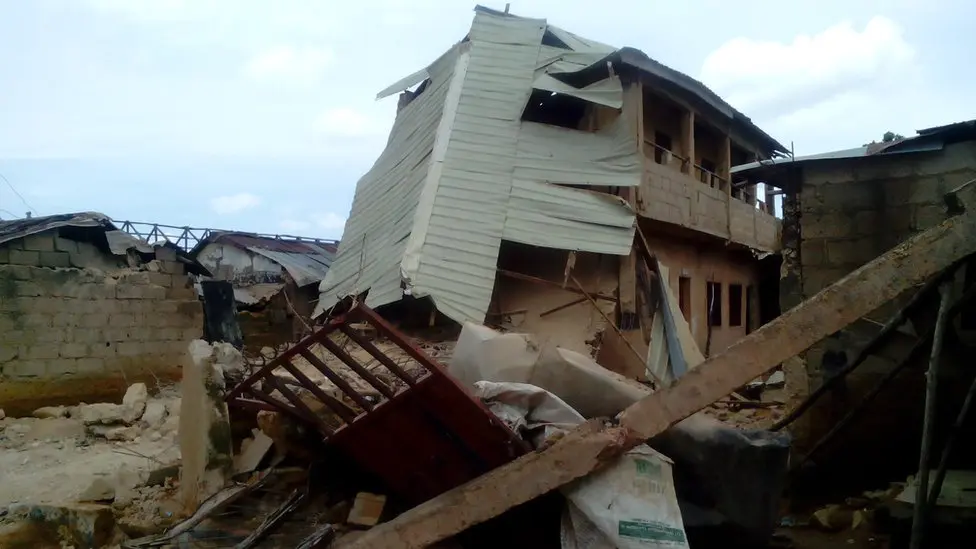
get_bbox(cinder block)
[34,328,67,344]
[119,271,151,285]
[143,286,167,300]
[167,285,197,300]
[802,213,853,239]
[155,246,178,262]
[79,313,110,329]
[826,238,877,267]
[9,249,40,266]
[147,272,173,288]
[68,328,102,344]
[1,264,33,281]
[912,204,947,232]
[45,358,78,376]
[159,327,181,341]
[54,236,79,254]
[14,281,43,297]
[180,327,202,341]
[0,247,9,264]
[17,313,49,329]
[59,342,88,359]
[3,359,46,379]
[177,300,202,318]
[116,284,143,299]
[117,341,145,357]
[50,312,77,328]
[39,251,71,268]
[126,327,152,342]
[109,313,136,328]
[800,240,826,267]
[89,341,117,358]
[0,343,18,362]
[23,233,55,252]
[68,243,105,269]
[25,344,60,360]
[76,357,105,374]
[159,260,183,275]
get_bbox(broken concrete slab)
[233,429,274,475]
[179,340,233,513]
[141,400,168,427]
[122,383,149,424]
[32,406,68,419]
[76,402,128,425]
[78,475,116,503]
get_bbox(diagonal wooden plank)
[340,193,976,549]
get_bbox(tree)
[864,131,906,147]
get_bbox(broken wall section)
[0,233,203,415]
[786,140,976,489]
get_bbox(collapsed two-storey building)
[316,5,786,363]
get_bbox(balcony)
[636,140,780,253]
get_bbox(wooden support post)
[910,281,954,549]
[617,81,642,328]
[680,110,694,175]
[341,190,976,549]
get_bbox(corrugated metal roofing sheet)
[247,246,333,288]
[314,45,463,317]
[315,9,641,324]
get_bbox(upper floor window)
[522,89,587,129]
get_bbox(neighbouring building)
[317,5,785,360]
[191,232,337,351]
[0,212,206,415]
[733,119,976,489]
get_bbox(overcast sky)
[0,0,972,239]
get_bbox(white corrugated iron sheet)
[315,45,462,316]
[315,10,638,323]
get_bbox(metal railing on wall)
[111,219,339,252]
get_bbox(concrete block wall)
[785,141,976,489]
[639,160,781,253]
[0,231,203,415]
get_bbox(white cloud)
[245,46,334,81]
[317,212,347,230]
[211,192,261,214]
[701,17,915,121]
[315,107,379,137]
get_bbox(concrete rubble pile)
[2,181,974,549]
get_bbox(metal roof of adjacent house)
[192,232,337,288]
[731,118,976,185]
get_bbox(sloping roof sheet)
[731,119,976,186]
[316,9,639,323]
[195,232,337,287]
[0,211,154,255]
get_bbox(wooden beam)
[340,421,638,549]
[342,190,976,549]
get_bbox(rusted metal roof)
[0,211,152,253]
[193,232,337,287]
